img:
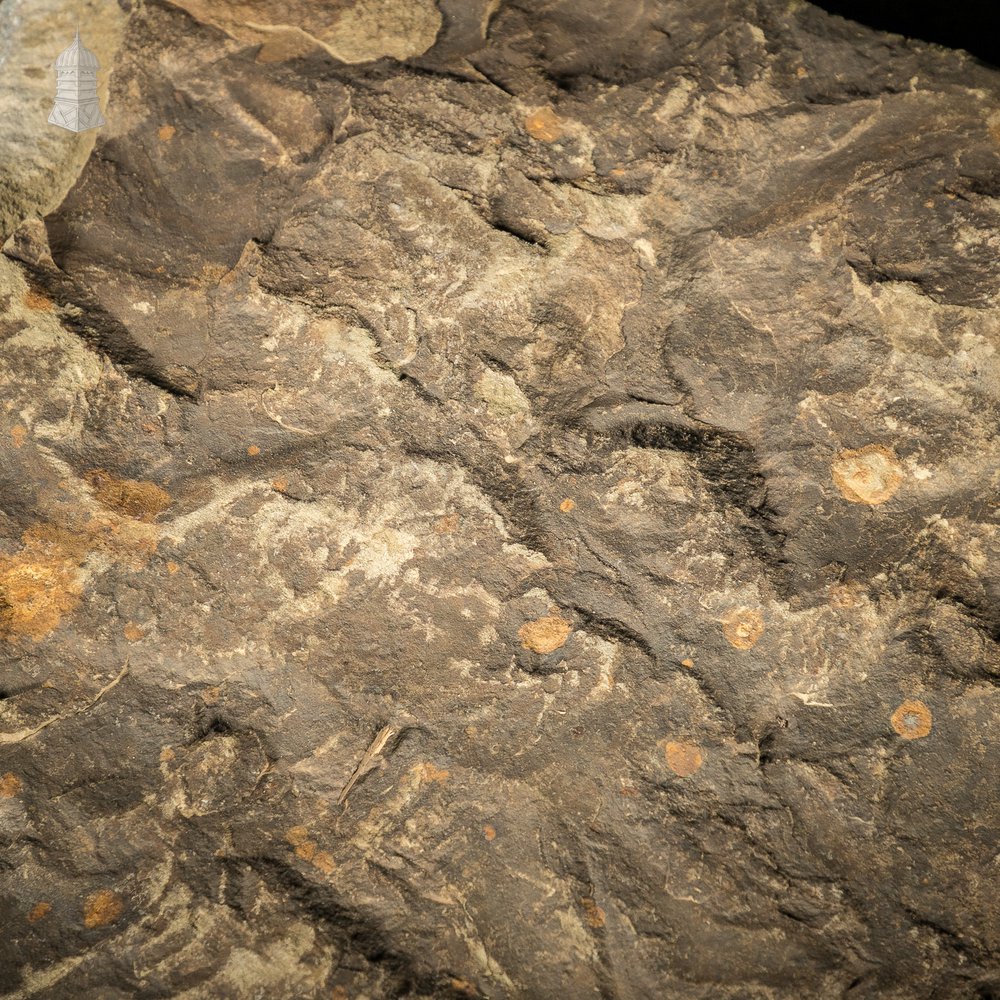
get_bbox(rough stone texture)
[1,1,999,998]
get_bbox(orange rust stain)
[580,896,606,928]
[285,826,310,847]
[0,773,23,797]
[662,740,703,777]
[483,824,497,842]
[449,980,478,997]
[158,124,176,142]
[140,422,159,435]
[518,614,571,654]
[414,763,450,784]
[433,513,460,534]
[619,783,639,797]
[721,607,765,650]
[559,497,576,512]
[166,561,180,575]
[22,287,54,311]
[247,445,261,457]
[85,470,172,522]
[123,622,145,642]
[831,444,904,505]
[312,850,335,874]
[525,107,564,142]
[11,425,27,449]
[82,889,124,929]
[159,747,175,763]
[201,686,221,705]
[0,540,83,642]
[271,476,289,493]
[891,699,932,740]
[796,65,808,78]
[27,902,51,923]
[295,841,317,862]
[680,658,694,669]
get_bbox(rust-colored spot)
[285,826,310,847]
[620,783,639,797]
[246,445,260,457]
[796,65,808,78]
[271,476,289,493]
[891,699,932,740]
[433,513,460,534]
[449,980,478,998]
[159,746,175,763]
[831,444,904,505]
[158,124,176,142]
[82,889,124,929]
[141,422,159,435]
[201,686,221,705]
[22,287,54,311]
[123,622,145,642]
[483,823,497,842]
[662,740,703,777]
[414,763,450,784]
[85,470,172,522]
[166,561,180,575]
[0,544,83,641]
[721,607,765,650]
[27,901,51,923]
[580,896,606,928]
[680,658,694,669]
[559,497,576,512]
[295,841,317,861]
[312,850,335,874]
[524,106,564,142]
[11,425,27,448]
[518,614,571,654]
[0,772,23,797]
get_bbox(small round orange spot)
[721,607,765,650]
[166,561,180,575]
[295,841,317,862]
[312,850,336,874]
[27,901,51,923]
[82,889,124,929]
[519,614,571,654]
[247,445,260,457]
[483,824,497,842]
[831,444,904,505]
[158,124,176,142]
[0,773,23,797]
[891,699,932,740]
[271,476,289,492]
[123,622,145,642]
[680,658,694,669]
[559,498,576,512]
[662,741,703,777]
[796,66,808,78]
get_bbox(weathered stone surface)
[1,1,999,997]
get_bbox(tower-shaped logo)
[49,30,106,133]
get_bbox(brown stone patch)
[158,124,176,142]
[414,763,450,784]
[0,772,23,797]
[82,889,124,929]
[85,470,172,522]
[11,425,27,448]
[662,740,703,777]
[27,902,51,923]
[891,699,932,740]
[525,107,564,142]
[721,607,765,650]
[831,444,904,505]
[519,614,571,654]
[433,513,460,534]
[580,896,606,928]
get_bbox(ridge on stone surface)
[0,1,998,998]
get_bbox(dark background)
[812,0,999,67]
